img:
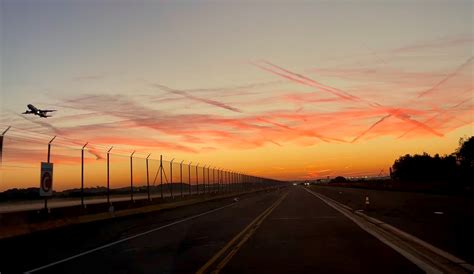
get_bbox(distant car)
[304,182,310,186]
[292,183,297,186]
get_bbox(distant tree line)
[391,136,473,188]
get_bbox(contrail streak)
[351,114,392,143]
[417,56,473,98]
[252,61,356,101]
[253,60,444,138]
[153,84,243,113]
[398,97,472,139]
[261,60,360,101]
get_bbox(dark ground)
[311,185,474,264]
[0,187,421,273]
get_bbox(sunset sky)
[0,0,473,190]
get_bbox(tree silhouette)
[455,136,474,185]
[391,136,473,188]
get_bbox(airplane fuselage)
[23,104,55,118]
[27,104,38,112]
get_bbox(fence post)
[196,164,199,195]
[160,155,163,199]
[107,147,113,205]
[0,126,11,168]
[212,167,216,193]
[217,169,220,193]
[170,158,174,199]
[207,166,210,193]
[224,170,228,192]
[130,151,135,202]
[231,171,234,192]
[180,160,184,197]
[188,162,192,196]
[146,154,151,201]
[44,136,56,212]
[202,165,206,194]
[81,142,88,208]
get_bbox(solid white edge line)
[302,187,442,274]
[24,202,236,273]
[309,187,474,272]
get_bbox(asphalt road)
[311,185,474,264]
[0,187,422,273]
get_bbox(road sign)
[40,162,54,196]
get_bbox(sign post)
[40,162,53,199]
[42,136,56,212]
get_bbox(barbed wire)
[0,124,269,180]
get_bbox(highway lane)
[0,188,283,273]
[0,186,423,273]
[220,186,422,273]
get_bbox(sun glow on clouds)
[3,43,472,186]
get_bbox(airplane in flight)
[22,104,56,118]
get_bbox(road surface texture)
[0,187,422,273]
[311,185,474,264]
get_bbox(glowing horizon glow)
[0,0,473,190]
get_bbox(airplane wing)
[42,110,56,112]
[22,111,33,114]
